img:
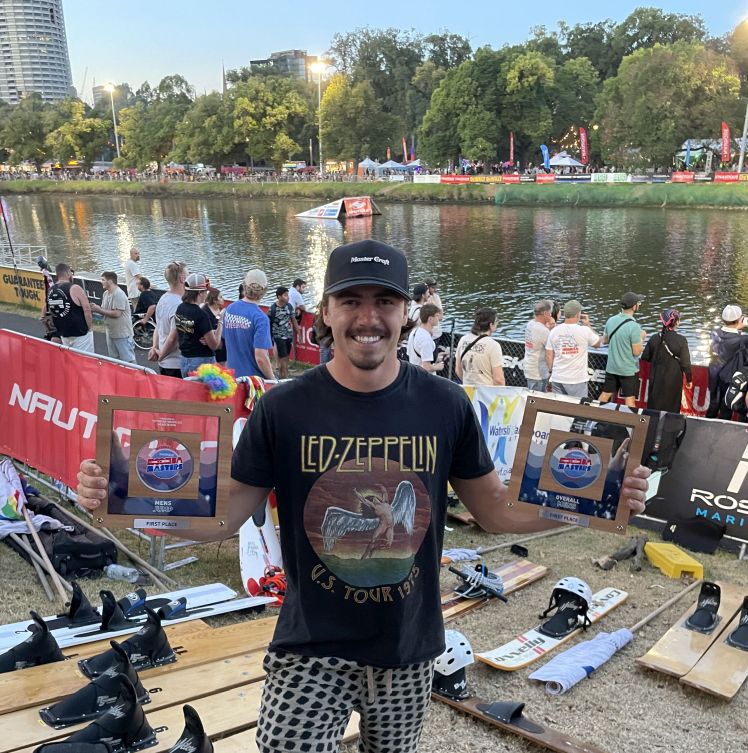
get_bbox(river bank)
[4,178,748,208]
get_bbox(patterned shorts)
[256,650,435,753]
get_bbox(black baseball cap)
[621,292,645,308]
[324,240,409,299]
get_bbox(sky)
[64,1,748,100]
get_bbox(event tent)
[378,160,409,171]
[549,151,584,167]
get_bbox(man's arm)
[76,460,269,540]
[255,348,275,379]
[491,365,505,386]
[450,466,650,534]
[631,330,646,357]
[141,304,156,325]
[91,302,123,319]
[545,348,554,372]
[71,285,93,329]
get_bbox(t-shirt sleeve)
[545,332,555,351]
[195,309,213,339]
[449,391,495,480]
[254,312,273,349]
[490,342,503,368]
[114,290,129,311]
[231,399,275,488]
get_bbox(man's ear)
[322,303,331,327]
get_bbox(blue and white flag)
[540,144,550,171]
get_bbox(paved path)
[0,310,153,368]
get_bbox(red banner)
[509,132,514,166]
[721,121,731,163]
[714,171,740,183]
[579,127,589,165]
[440,175,470,184]
[535,173,556,184]
[671,171,694,183]
[342,197,375,217]
[502,174,521,184]
[402,136,408,162]
[294,310,320,364]
[0,331,249,490]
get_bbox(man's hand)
[147,347,159,361]
[77,459,107,511]
[620,464,650,516]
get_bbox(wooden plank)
[1,650,267,753]
[636,582,743,678]
[441,559,548,621]
[0,617,277,715]
[213,713,361,753]
[680,609,748,700]
[12,684,266,753]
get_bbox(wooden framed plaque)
[506,397,649,535]
[95,396,234,531]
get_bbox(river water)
[5,193,748,362]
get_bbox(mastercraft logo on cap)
[135,437,193,492]
[548,441,602,490]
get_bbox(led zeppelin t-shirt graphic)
[304,457,432,588]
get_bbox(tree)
[320,74,398,162]
[552,57,600,141]
[232,77,311,168]
[559,20,617,78]
[594,42,742,168]
[117,75,194,173]
[2,93,51,169]
[44,99,109,168]
[172,92,237,165]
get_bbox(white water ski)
[477,587,629,671]
[0,582,237,652]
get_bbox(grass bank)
[495,181,748,208]
[5,178,748,208]
[0,179,495,204]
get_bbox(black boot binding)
[537,592,591,639]
[726,596,748,651]
[63,582,101,626]
[40,642,150,728]
[59,676,156,753]
[100,591,134,632]
[167,705,213,753]
[0,611,65,673]
[685,582,721,634]
[117,590,148,620]
[33,742,112,753]
[79,608,176,679]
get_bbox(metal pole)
[109,90,121,159]
[317,71,323,176]
[309,138,313,169]
[739,101,748,173]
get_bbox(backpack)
[724,366,748,413]
[8,494,117,578]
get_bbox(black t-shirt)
[175,302,213,357]
[134,289,158,315]
[232,361,494,668]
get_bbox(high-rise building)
[0,0,74,104]
[248,50,318,81]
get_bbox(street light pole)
[310,61,326,177]
[105,84,121,159]
[739,101,748,173]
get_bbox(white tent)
[358,157,380,169]
[378,160,408,171]
[549,151,584,167]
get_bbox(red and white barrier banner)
[294,310,320,365]
[502,174,521,184]
[579,126,589,165]
[714,171,740,183]
[535,173,556,184]
[0,330,249,490]
[671,171,694,183]
[440,175,470,184]
[721,121,731,163]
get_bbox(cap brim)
[325,278,410,299]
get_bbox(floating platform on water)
[295,196,381,219]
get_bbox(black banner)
[646,416,748,542]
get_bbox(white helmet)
[434,630,474,676]
[552,577,592,608]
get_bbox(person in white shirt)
[124,247,142,305]
[545,299,603,398]
[455,307,505,386]
[408,283,429,323]
[91,271,135,363]
[523,299,554,392]
[406,303,444,373]
[148,261,188,378]
[425,279,443,340]
[288,278,307,318]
